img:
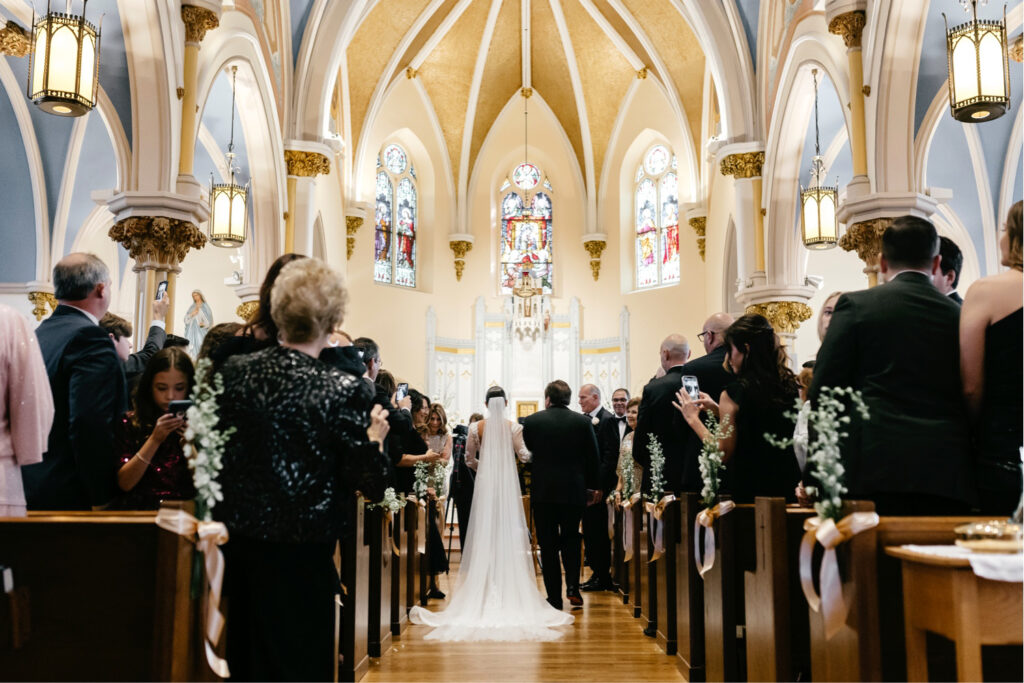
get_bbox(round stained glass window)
[644,145,670,176]
[383,144,407,174]
[513,163,541,190]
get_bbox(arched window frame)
[374,142,418,288]
[634,144,680,289]
[498,162,554,295]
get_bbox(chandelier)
[801,69,839,250]
[27,0,101,117]
[944,0,1011,122]
[209,66,248,248]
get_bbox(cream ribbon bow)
[607,500,616,541]
[798,512,880,639]
[155,507,231,678]
[645,495,677,563]
[414,497,428,554]
[693,500,736,578]
[621,493,642,563]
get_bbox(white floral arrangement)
[413,461,429,499]
[765,386,869,522]
[413,460,447,500]
[698,413,733,507]
[368,486,405,515]
[647,434,667,499]
[621,448,636,499]
[183,358,235,521]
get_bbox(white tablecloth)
[900,544,1023,583]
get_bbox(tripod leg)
[444,497,454,573]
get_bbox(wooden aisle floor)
[365,556,685,683]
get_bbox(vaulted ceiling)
[344,0,706,198]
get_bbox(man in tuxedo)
[22,253,127,510]
[633,335,691,496]
[582,387,631,591]
[676,313,734,491]
[937,236,964,305]
[99,296,168,391]
[810,216,974,514]
[522,380,600,610]
[577,383,614,589]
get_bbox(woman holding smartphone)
[112,347,196,509]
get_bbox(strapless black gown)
[976,308,1023,516]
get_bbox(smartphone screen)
[155,280,168,301]
[167,399,193,417]
[395,383,409,401]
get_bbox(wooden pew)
[611,504,626,603]
[389,506,409,637]
[642,510,658,637]
[674,493,706,682]
[655,499,680,655]
[743,498,815,682]
[702,502,756,682]
[404,499,418,615]
[616,505,630,605]
[338,497,370,682]
[365,506,392,658]
[807,502,994,682]
[630,502,644,618]
[0,507,199,681]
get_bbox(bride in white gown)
[408,389,574,641]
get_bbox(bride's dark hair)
[485,386,507,403]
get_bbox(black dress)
[721,380,801,503]
[215,346,390,681]
[977,308,1024,516]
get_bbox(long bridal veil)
[408,397,573,641]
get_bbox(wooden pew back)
[365,506,392,658]
[674,493,705,682]
[338,497,370,682]
[390,507,409,637]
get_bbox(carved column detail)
[109,217,206,270]
[181,5,219,44]
[583,240,606,281]
[284,150,331,177]
[828,11,866,48]
[450,240,473,281]
[1011,34,1023,63]
[719,152,764,179]
[688,216,707,261]
[839,217,890,287]
[0,22,31,57]
[236,301,259,322]
[744,301,813,335]
[346,216,364,260]
[27,292,57,321]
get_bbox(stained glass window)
[374,143,416,287]
[635,144,680,288]
[499,168,553,294]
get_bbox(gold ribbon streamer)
[645,495,676,563]
[798,512,879,639]
[155,508,231,678]
[693,500,736,579]
[621,493,641,563]
[385,510,401,557]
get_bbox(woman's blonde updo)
[270,258,348,343]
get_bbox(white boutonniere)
[591,416,600,426]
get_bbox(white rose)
[591,417,600,426]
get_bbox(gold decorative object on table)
[955,520,1023,553]
[345,216,364,260]
[27,291,56,321]
[583,239,606,281]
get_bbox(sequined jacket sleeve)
[327,373,390,503]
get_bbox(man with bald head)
[22,253,127,509]
[675,313,735,490]
[577,383,614,591]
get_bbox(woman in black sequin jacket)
[216,257,390,682]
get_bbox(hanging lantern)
[802,69,839,250]
[27,0,101,117]
[944,0,1011,122]
[208,66,248,248]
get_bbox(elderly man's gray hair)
[54,253,109,301]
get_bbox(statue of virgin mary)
[184,289,213,357]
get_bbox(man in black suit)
[677,313,734,491]
[522,380,600,610]
[22,253,127,510]
[577,384,615,590]
[633,335,691,496]
[99,297,168,391]
[937,236,964,305]
[809,216,975,514]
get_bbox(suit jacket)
[123,324,167,389]
[597,413,631,492]
[676,345,733,491]
[633,366,689,495]
[522,404,599,506]
[948,291,964,306]
[809,272,974,505]
[22,305,127,509]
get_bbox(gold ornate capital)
[236,300,258,323]
[109,216,206,271]
[583,240,606,281]
[1011,34,1023,63]
[345,216,364,260]
[0,22,31,57]
[637,67,648,80]
[720,152,764,179]
[285,150,331,177]
[744,301,813,335]
[450,240,473,281]
[839,217,891,286]
[828,11,866,49]
[688,216,707,261]
[181,5,219,44]
[27,292,56,321]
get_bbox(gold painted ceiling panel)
[418,0,493,191]
[588,0,658,79]
[394,0,462,81]
[468,0,521,181]
[347,0,434,156]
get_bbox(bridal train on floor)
[408,397,574,641]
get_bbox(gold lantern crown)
[208,66,248,248]
[944,0,1011,122]
[27,0,102,117]
[801,69,839,250]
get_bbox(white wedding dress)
[408,397,574,641]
